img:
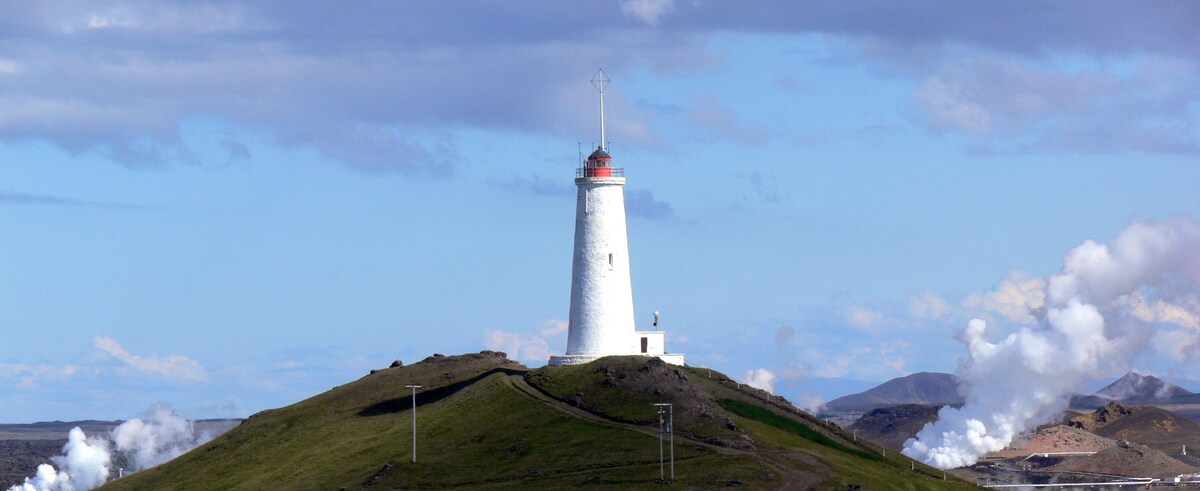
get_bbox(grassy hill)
[99,352,976,490]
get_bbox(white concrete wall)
[563,175,638,357]
[635,331,665,355]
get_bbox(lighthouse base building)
[548,331,684,366]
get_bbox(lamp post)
[652,402,674,482]
[406,384,422,463]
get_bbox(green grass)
[524,361,664,424]
[101,355,780,490]
[718,398,883,462]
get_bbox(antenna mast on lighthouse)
[592,68,610,151]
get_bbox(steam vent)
[548,69,684,366]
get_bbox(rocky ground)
[1047,440,1196,477]
[988,424,1117,459]
[1,439,66,488]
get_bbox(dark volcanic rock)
[848,404,941,450]
[0,440,66,488]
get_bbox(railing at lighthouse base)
[577,167,625,178]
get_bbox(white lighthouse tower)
[549,69,684,366]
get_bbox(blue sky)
[2,1,1199,422]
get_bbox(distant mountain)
[0,420,118,440]
[1096,373,1192,401]
[825,372,963,413]
[1071,373,1195,409]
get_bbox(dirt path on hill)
[502,374,826,490]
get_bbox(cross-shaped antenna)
[592,68,610,151]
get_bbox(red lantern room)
[578,145,623,178]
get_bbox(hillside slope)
[99,352,974,490]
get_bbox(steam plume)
[8,428,110,491]
[903,217,1200,469]
[112,404,221,470]
[7,405,231,491]
[741,368,776,393]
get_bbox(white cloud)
[688,94,768,145]
[539,319,568,336]
[88,12,136,30]
[620,0,675,26]
[1150,330,1193,362]
[741,368,776,394]
[911,56,1200,154]
[800,340,911,380]
[0,58,20,75]
[0,362,77,388]
[844,306,883,330]
[810,354,852,378]
[963,271,1046,324]
[484,329,524,359]
[93,336,208,382]
[483,318,568,364]
[1122,292,1200,329]
[913,77,992,134]
[909,290,951,320]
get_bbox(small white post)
[406,384,422,463]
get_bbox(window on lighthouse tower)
[608,253,614,269]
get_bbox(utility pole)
[656,405,664,480]
[653,403,674,482]
[406,384,422,463]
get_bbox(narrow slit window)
[641,337,648,353]
[608,253,614,268]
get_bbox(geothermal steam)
[903,217,1200,469]
[8,405,230,491]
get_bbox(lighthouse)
[549,70,684,366]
